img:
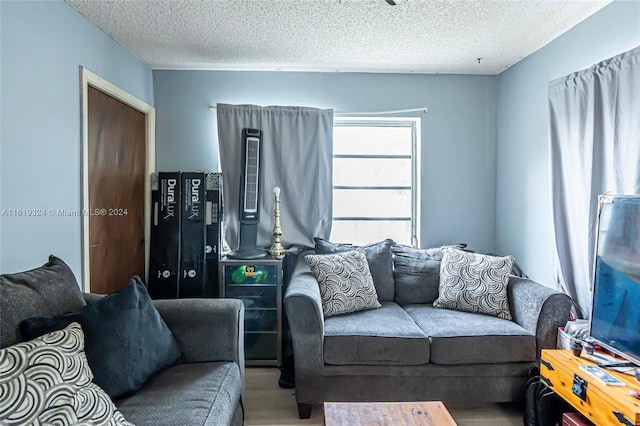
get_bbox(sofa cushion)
[391,243,465,306]
[324,301,430,366]
[433,248,514,320]
[1,255,86,348]
[404,305,536,365]
[116,362,242,426]
[305,249,381,318]
[0,322,132,425]
[315,238,395,301]
[20,276,182,399]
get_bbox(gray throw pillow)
[391,243,466,305]
[433,248,514,320]
[0,255,86,348]
[314,238,395,301]
[305,249,381,318]
[20,276,182,399]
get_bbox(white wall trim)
[80,67,155,292]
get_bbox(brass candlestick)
[269,187,286,260]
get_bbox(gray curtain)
[217,103,334,250]
[549,46,640,318]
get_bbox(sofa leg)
[297,403,312,419]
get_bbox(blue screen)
[590,196,640,365]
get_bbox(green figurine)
[231,265,269,284]
[254,269,268,282]
[231,266,247,284]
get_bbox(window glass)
[334,126,412,156]
[331,220,412,245]
[334,158,411,187]
[333,189,411,218]
[331,119,418,246]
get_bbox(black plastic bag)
[524,375,572,426]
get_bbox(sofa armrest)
[153,298,244,365]
[284,252,324,387]
[508,277,572,361]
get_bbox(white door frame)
[80,67,156,292]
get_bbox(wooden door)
[87,86,146,294]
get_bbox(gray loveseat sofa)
[284,245,572,419]
[1,256,245,426]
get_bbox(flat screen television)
[590,194,640,366]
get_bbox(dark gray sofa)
[284,251,572,419]
[1,280,245,426]
[110,297,245,426]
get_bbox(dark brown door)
[88,86,146,294]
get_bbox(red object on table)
[562,412,593,426]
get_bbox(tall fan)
[227,128,268,259]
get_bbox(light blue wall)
[0,1,153,275]
[496,0,640,286]
[7,0,630,283]
[154,71,498,253]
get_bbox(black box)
[179,172,206,297]
[205,172,223,297]
[148,172,181,299]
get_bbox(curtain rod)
[208,105,428,115]
[334,107,428,115]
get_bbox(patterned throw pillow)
[305,249,381,318]
[0,322,132,425]
[433,248,514,320]
[314,238,395,302]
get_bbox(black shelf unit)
[220,256,282,366]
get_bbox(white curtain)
[217,104,334,250]
[549,46,640,318]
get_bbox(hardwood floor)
[244,368,524,425]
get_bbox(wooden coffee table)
[323,401,457,425]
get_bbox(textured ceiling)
[65,0,611,75]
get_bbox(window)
[331,118,420,246]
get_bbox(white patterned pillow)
[305,249,381,318]
[433,248,514,320]
[0,322,133,425]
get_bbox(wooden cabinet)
[541,349,640,426]
[220,257,282,366]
